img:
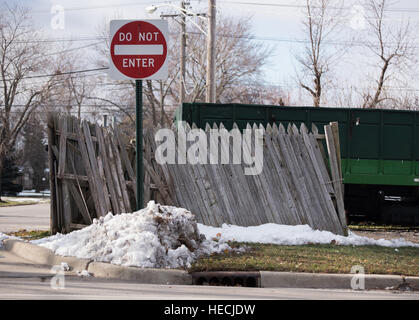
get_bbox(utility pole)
[206,0,216,103]
[180,1,186,107]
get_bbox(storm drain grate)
[192,272,260,287]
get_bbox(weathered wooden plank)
[104,131,126,213]
[67,180,92,225]
[274,128,312,225]
[148,130,176,204]
[271,124,306,225]
[180,123,215,224]
[292,125,335,232]
[76,121,102,219]
[270,124,305,225]
[215,124,244,225]
[144,171,151,205]
[110,134,131,212]
[83,121,111,216]
[264,125,299,225]
[306,134,334,195]
[230,123,266,225]
[114,126,137,201]
[217,123,251,226]
[47,114,58,234]
[291,124,330,229]
[61,181,72,233]
[95,124,120,214]
[241,124,277,224]
[300,123,343,234]
[56,130,98,142]
[57,118,72,232]
[312,123,330,177]
[324,124,348,235]
[330,121,344,197]
[57,117,67,176]
[56,173,89,182]
[97,154,112,214]
[143,157,173,205]
[162,124,195,215]
[50,145,59,160]
[287,132,321,228]
[54,168,63,232]
[199,123,234,226]
[178,123,208,223]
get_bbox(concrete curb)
[260,271,419,290]
[3,239,418,290]
[3,239,91,271]
[3,239,191,285]
[87,262,192,285]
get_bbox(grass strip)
[191,242,419,276]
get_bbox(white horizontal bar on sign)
[114,44,163,55]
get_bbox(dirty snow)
[76,270,92,277]
[0,233,8,249]
[0,232,20,249]
[32,201,232,268]
[198,223,419,248]
[60,262,71,271]
[29,202,418,269]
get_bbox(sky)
[10,0,419,106]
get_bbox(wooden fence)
[47,114,173,234]
[145,122,347,236]
[48,114,347,236]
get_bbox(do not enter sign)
[109,20,169,80]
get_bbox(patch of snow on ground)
[32,201,232,268]
[77,270,92,277]
[198,223,419,248]
[0,232,20,249]
[60,262,71,271]
[17,190,50,197]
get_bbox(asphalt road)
[0,250,418,300]
[0,205,418,300]
[0,203,50,233]
[1,275,418,300]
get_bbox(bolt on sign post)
[109,20,169,210]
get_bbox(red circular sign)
[110,21,167,79]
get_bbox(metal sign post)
[135,80,143,210]
[109,20,169,210]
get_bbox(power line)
[17,30,419,48]
[32,1,167,14]
[186,31,419,48]
[15,37,106,43]
[222,1,419,13]
[28,0,419,14]
[42,42,103,57]
[1,67,108,82]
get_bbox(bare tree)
[181,15,271,103]
[296,0,344,107]
[0,4,58,199]
[361,0,416,109]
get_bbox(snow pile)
[32,201,232,268]
[0,232,20,249]
[77,270,92,278]
[0,233,8,249]
[198,223,419,248]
